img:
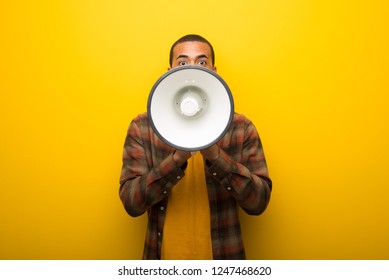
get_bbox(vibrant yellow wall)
[1,0,388,260]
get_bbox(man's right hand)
[172,150,192,166]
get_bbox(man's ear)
[213,66,217,72]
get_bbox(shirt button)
[227,187,232,191]
[163,190,168,195]
[157,232,161,237]
[177,176,181,179]
[212,172,217,176]
[160,206,165,211]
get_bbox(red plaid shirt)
[119,112,272,259]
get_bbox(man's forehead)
[173,41,211,55]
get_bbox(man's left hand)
[200,145,220,162]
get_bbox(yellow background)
[1,0,388,259]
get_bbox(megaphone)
[147,65,234,151]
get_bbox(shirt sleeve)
[206,119,272,215]
[119,117,186,217]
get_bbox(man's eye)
[178,61,188,66]
[198,61,207,66]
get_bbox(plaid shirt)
[119,112,272,259]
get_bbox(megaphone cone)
[147,65,234,151]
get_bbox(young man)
[119,34,272,260]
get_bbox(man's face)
[170,41,216,72]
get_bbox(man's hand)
[200,145,220,162]
[172,150,192,166]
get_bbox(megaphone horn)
[147,65,234,152]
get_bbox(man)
[119,34,272,260]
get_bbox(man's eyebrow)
[175,54,209,60]
[196,54,208,60]
[176,54,189,60]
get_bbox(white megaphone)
[147,65,234,151]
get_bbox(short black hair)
[169,34,215,67]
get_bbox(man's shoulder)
[127,112,151,131]
[132,112,148,120]
[130,112,149,124]
[232,112,252,124]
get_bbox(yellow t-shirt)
[161,152,213,259]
